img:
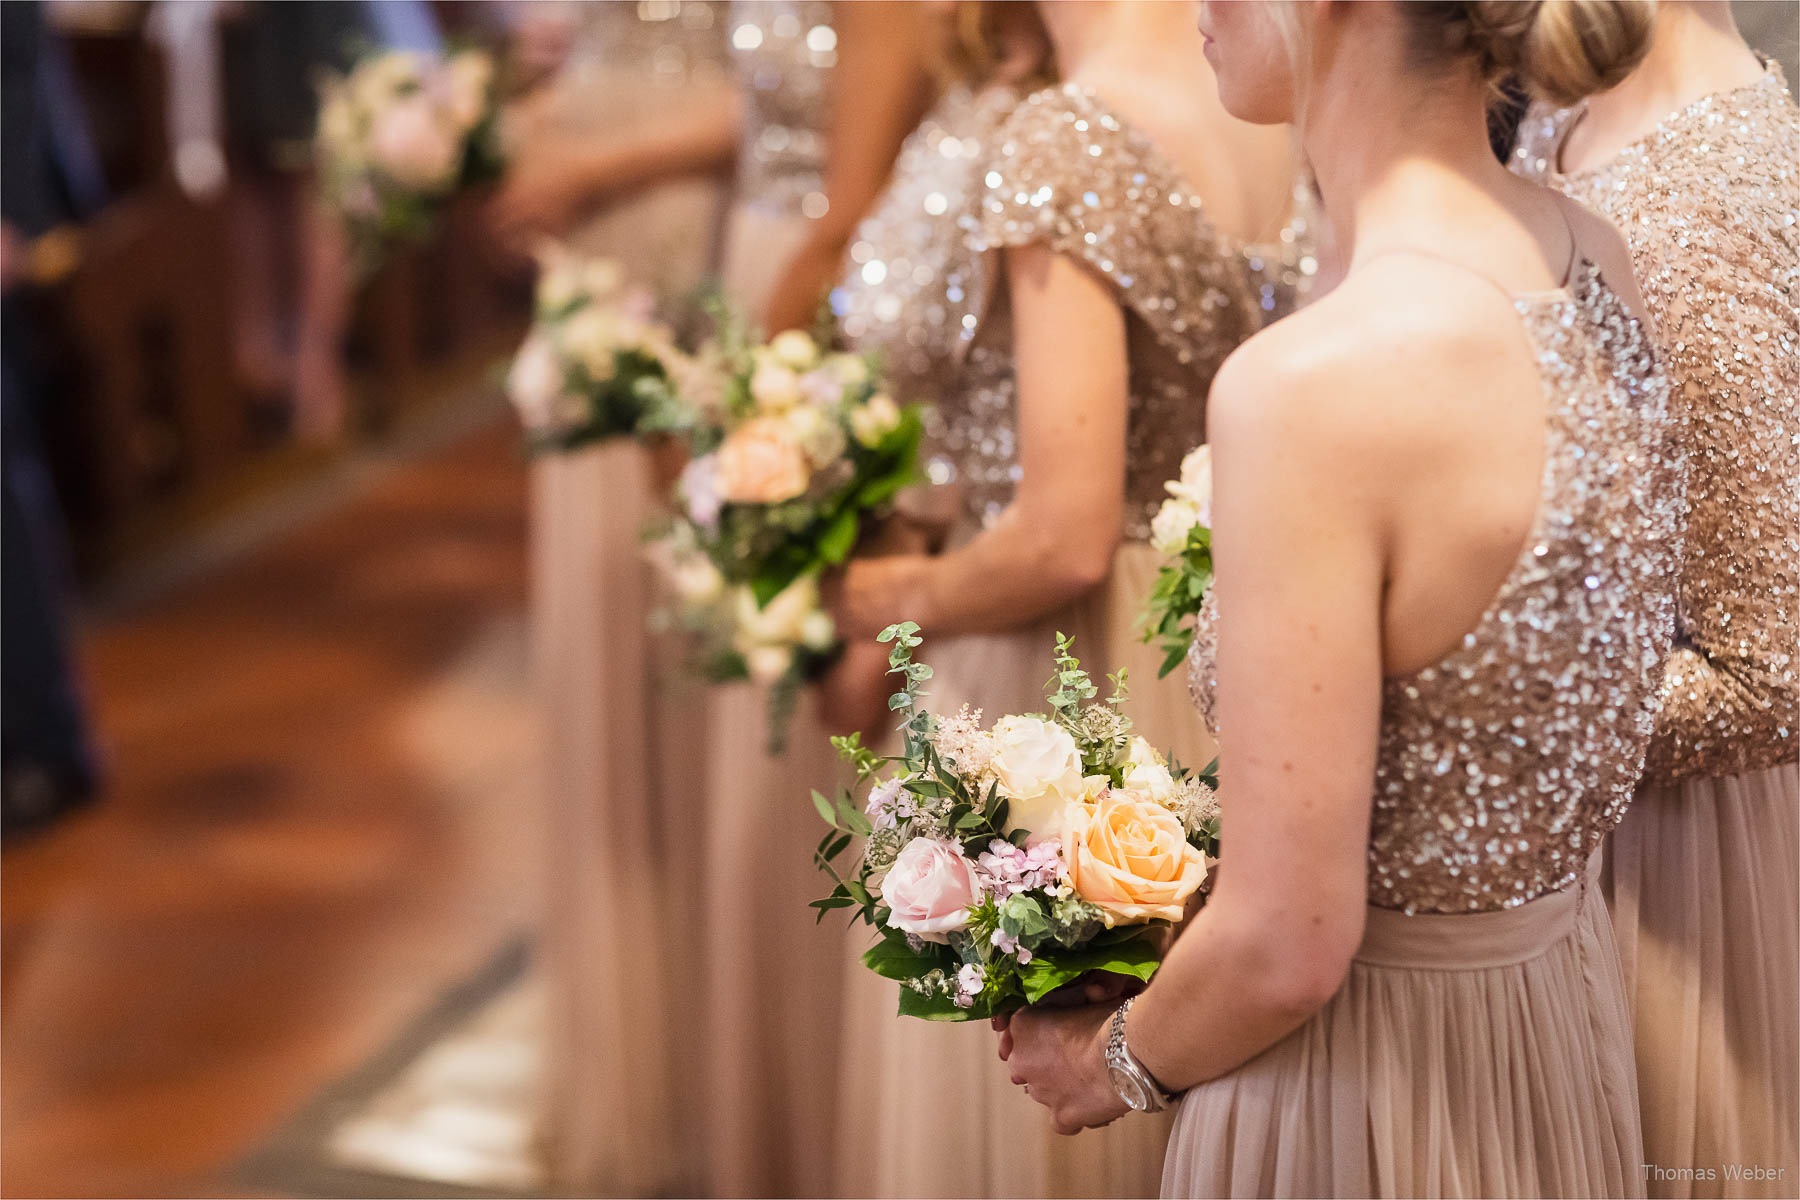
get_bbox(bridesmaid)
[1001,2,1677,1197]
[1512,5,1800,1191]
[824,2,1296,1195]
[490,7,732,1194]
[700,4,934,1197]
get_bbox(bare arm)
[759,0,935,333]
[828,244,1130,642]
[1123,348,1383,1090]
[994,333,1388,1132]
[491,88,742,240]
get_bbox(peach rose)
[716,418,811,504]
[1063,787,1208,926]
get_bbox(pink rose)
[716,417,811,504]
[369,96,461,191]
[881,838,981,942]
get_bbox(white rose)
[1149,496,1201,556]
[987,715,1084,845]
[557,308,622,380]
[824,352,869,387]
[734,575,820,647]
[749,360,804,412]
[368,94,461,191]
[786,404,847,467]
[535,258,585,315]
[671,555,724,607]
[506,333,566,429]
[849,393,902,448]
[800,610,837,652]
[768,329,819,370]
[1121,736,1177,805]
[743,643,795,685]
[1166,444,1213,528]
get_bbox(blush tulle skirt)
[699,201,853,1198]
[1604,761,1799,1198]
[1162,857,1645,1199]
[834,542,1217,1198]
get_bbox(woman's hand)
[994,1002,1128,1136]
[489,146,594,240]
[821,554,930,644]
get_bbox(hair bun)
[1465,0,1654,105]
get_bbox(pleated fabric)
[1604,762,1799,1198]
[834,542,1216,1199]
[534,443,706,1195]
[1163,856,1644,1199]
[699,202,854,1198]
[527,46,728,1192]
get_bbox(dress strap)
[1357,197,1581,301]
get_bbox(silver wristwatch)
[1105,997,1173,1113]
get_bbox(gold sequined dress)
[1170,252,1681,1197]
[833,82,1261,1199]
[718,0,835,311]
[1513,61,1800,1195]
[701,3,843,1195]
[519,5,726,1193]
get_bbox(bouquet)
[1141,445,1214,678]
[506,249,698,452]
[315,48,505,273]
[648,328,922,750]
[812,624,1219,1021]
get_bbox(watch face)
[1108,1064,1148,1112]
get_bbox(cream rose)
[506,333,566,429]
[369,95,461,191]
[442,51,493,131]
[880,838,982,941]
[768,328,820,370]
[987,716,1084,844]
[557,308,620,380]
[1167,444,1213,527]
[733,575,822,653]
[849,393,902,448]
[1121,736,1177,805]
[1149,496,1201,556]
[1063,788,1209,925]
[716,418,811,504]
[749,360,804,412]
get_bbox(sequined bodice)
[1512,62,1799,780]
[564,1,727,97]
[729,0,833,217]
[833,85,1012,411]
[944,84,1263,539]
[1189,264,1681,913]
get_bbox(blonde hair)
[1406,1,1656,106]
[941,2,1056,90]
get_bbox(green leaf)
[815,506,861,565]
[1018,935,1165,1004]
[862,935,952,982]
[812,789,838,828]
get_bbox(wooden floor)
[1,419,540,1198]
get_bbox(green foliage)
[1018,935,1164,1004]
[1140,527,1214,678]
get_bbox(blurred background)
[1,2,1795,1198]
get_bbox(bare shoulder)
[1208,259,1532,476]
